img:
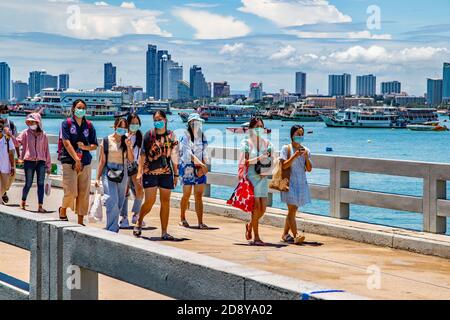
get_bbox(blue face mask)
[74,108,86,118]
[293,136,304,144]
[116,128,127,136]
[129,124,140,133]
[154,120,165,130]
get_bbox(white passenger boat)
[321,105,406,128]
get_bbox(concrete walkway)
[2,182,450,300]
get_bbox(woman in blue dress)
[240,117,273,246]
[179,113,209,229]
[279,125,312,245]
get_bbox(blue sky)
[0,0,449,95]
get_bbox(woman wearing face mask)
[240,117,273,246]
[280,125,312,245]
[179,113,209,229]
[96,118,134,233]
[134,110,179,240]
[119,113,145,228]
[16,113,51,212]
[59,100,98,225]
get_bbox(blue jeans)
[120,177,143,219]
[102,163,128,233]
[22,160,46,204]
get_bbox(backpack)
[57,118,93,161]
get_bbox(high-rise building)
[168,63,183,100]
[156,50,170,100]
[12,81,29,102]
[213,81,231,98]
[328,74,351,96]
[356,74,376,97]
[28,71,46,97]
[249,82,263,101]
[427,78,443,107]
[40,73,58,90]
[59,74,70,90]
[104,62,117,90]
[295,72,306,96]
[443,62,450,103]
[177,80,191,101]
[189,65,209,99]
[146,45,158,99]
[381,81,401,95]
[0,62,11,102]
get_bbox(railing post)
[423,170,447,234]
[330,158,350,219]
[267,192,273,207]
[204,163,212,197]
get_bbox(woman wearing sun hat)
[179,113,210,229]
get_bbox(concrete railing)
[0,207,365,300]
[46,136,449,234]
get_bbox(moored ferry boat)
[281,106,337,122]
[28,89,124,120]
[321,105,407,128]
[179,105,257,124]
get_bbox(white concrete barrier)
[0,209,367,300]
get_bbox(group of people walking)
[0,100,313,246]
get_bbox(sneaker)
[119,218,130,229]
[132,214,145,227]
[2,193,9,204]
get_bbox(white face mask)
[29,125,38,131]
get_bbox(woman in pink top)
[17,113,51,213]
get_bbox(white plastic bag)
[44,176,52,196]
[89,188,103,223]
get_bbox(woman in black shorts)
[133,110,179,240]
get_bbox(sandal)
[20,201,27,210]
[133,226,142,237]
[198,223,209,230]
[282,234,295,243]
[38,208,48,214]
[294,235,306,245]
[59,207,69,221]
[251,240,266,247]
[161,233,175,241]
[245,223,252,240]
[179,220,190,228]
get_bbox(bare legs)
[247,197,267,244]
[180,184,205,226]
[283,205,299,238]
[137,187,172,237]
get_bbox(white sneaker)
[132,214,145,227]
[119,218,130,229]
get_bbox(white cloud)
[239,0,352,27]
[269,45,296,60]
[0,0,171,39]
[173,8,251,39]
[220,43,245,55]
[185,3,220,8]
[286,30,392,40]
[329,45,449,64]
[120,1,136,9]
[102,47,119,55]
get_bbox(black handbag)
[254,141,272,175]
[127,161,138,176]
[104,137,125,183]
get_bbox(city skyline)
[1,1,450,95]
